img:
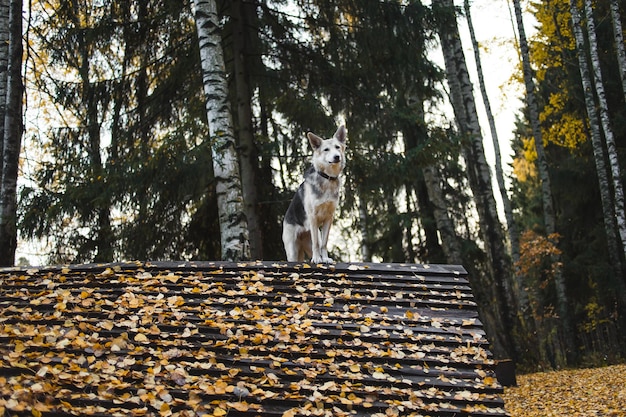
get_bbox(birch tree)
[435,0,515,359]
[582,0,626,264]
[514,0,574,361]
[512,0,556,236]
[193,0,250,261]
[609,0,626,101]
[0,0,23,266]
[463,0,519,264]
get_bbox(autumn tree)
[511,0,626,363]
[569,0,625,282]
[0,0,21,266]
[435,0,515,359]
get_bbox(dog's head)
[307,125,347,177]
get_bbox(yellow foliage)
[531,0,575,83]
[512,138,538,183]
[543,113,586,149]
[539,90,587,149]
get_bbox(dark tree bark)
[231,0,263,260]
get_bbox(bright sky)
[457,0,535,174]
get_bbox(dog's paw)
[311,256,334,264]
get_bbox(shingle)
[0,261,509,416]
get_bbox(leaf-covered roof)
[0,261,508,416]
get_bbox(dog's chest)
[304,180,339,218]
[312,200,336,223]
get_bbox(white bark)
[436,0,514,359]
[464,0,519,263]
[581,0,626,263]
[609,0,626,101]
[512,0,556,235]
[193,0,250,261]
[514,0,574,356]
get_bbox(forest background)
[0,0,625,370]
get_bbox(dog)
[283,125,347,263]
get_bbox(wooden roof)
[0,261,509,416]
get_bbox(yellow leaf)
[213,407,227,416]
[134,333,148,342]
[14,341,26,353]
[100,321,115,331]
[228,402,250,412]
[282,410,296,417]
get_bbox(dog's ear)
[334,125,347,144]
[307,132,323,150]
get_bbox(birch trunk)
[231,0,263,260]
[570,0,621,270]
[464,0,534,333]
[436,0,514,359]
[609,0,626,101]
[582,0,626,265]
[193,0,250,261]
[514,0,574,361]
[463,0,519,263]
[512,0,556,235]
[0,0,22,266]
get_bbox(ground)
[502,364,626,416]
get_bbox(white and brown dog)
[283,125,347,263]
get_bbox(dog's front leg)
[319,219,334,263]
[309,217,324,264]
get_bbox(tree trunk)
[422,165,462,264]
[463,0,519,264]
[193,0,250,261]
[436,0,515,359]
[231,0,263,260]
[571,0,622,271]
[610,0,626,101]
[512,0,556,236]
[464,0,534,338]
[358,195,371,262]
[0,0,9,160]
[0,0,22,266]
[75,3,113,263]
[514,0,574,362]
[583,0,626,266]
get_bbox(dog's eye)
[324,148,330,152]
[335,145,340,149]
